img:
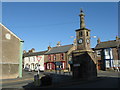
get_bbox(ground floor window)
[105,59,120,70]
[46,63,54,70]
[106,60,110,68]
[45,61,66,70]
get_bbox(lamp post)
[37,56,41,75]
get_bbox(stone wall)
[0,24,21,79]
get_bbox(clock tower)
[72,9,97,79]
[76,9,91,51]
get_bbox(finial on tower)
[116,36,119,41]
[79,9,85,29]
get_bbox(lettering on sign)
[73,64,80,67]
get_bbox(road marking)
[0,77,34,84]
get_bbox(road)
[1,70,120,88]
[61,71,120,88]
[62,77,119,88]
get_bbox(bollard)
[34,74,41,87]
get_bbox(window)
[48,55,51,60]
[62,62,65,69]
[34,57,35,62]
[47,63,52,70]
[96,50,101,57]
[49,63,52,70]
[104,49,110,59]
[47,63,50,69]
[53,54,56,60]
[60,53,64,60]
[86,31,89,36]
[79,31,82,37]
[28,57,30,62]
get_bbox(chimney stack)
[48,45,51,51]
[97,38,101,44]
[56,41,61,47]
[28,48,35,53]
[23,50,26,53]
[116,36,119,41]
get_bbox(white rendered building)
[23,50,47,71]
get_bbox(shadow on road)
[22,75,120,89]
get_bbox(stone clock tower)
[76,9,91,51]
[72,9,97,79]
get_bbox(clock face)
[5,33,11,40]
[86,39,90,44]
[78,39,83,44]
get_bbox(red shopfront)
[45,61,66,70]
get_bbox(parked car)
[24,67,31,72]
[34,66,44,72]
[39,66,44,72]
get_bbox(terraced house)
[44,42,76,72]
[95,36,120,71]
[23,49,47,71]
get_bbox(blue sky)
[2,2,118,52]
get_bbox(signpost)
[37,56,42,74]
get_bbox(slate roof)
[23,50,48,57]
[76,28,91,31]
[45,44,73,55]
[95,40,120,49]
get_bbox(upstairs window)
[86,31,89,36]
[60,53,64,60]
[79,31,82,37]
[104,49,110,59]
[53,54,56,60]
[96,50,101,57]
[48,55,51,61]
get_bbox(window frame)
[53,54,56,61]
[48,55,51,61]
[79,31,83,37]
[60,53,64,60]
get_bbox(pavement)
[0,71,35,88]
[0,70,120,88]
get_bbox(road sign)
[37,56,42,61]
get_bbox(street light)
[91,36,97,38]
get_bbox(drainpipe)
[19,40,24,78]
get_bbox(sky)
[2,2,118,52]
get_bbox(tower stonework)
[72,9,97,79]
[76,9,91,51]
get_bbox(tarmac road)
[61,77,119,88]
[1,70,120,88]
